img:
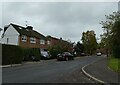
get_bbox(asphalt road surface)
[2,55,105,83]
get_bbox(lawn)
[108,58,120,72]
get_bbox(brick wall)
[47,37,73,52]
[18,36,47,49]
[49,38,60,46]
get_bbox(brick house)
[46,36,73,52]
[1,23,47,49]
[46,36,61,46]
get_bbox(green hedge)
[112,46,120,58]
[2,44,23,65]
[22,48,41,61]
[2,44,41,65]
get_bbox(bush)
[23,48,41,61]
[112,46,120,58]
[48,45,63,59]
[2,44,41,65]
[2,44,23,65]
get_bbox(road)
[2,55,105,83]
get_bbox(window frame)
[40,39,45,45]
[30,37,36,44]
[21,35,27,42]
[47,40,50,45]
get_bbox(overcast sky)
[0,2,118,43]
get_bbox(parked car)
[57,52,74,61]
[41,51,51,60]
[80,53,87,56]
[97,52,101,56]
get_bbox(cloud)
[1,2,118,42]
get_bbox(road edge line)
[0,64,22,68]
[81,62,105,83]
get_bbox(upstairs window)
[30,37,36,44]
[7,38,9,44]
[47,40,50,45]
[40,39,45,45]
[21,35,27,42]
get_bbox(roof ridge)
[10,23,26,29]
[9,23,46,39]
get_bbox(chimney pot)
[26,26,33,30]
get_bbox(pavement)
[83,56,120,84]
[0,59,56,68]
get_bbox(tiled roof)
[9,23,46,39]
[46,36,60,41]
[46,36,72,45]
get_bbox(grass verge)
[108,57,120,72]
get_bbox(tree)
[100,12,120,58]
[48,39,73,59]
[74,42,84,55]
[81,30,98,54]
[48,45,63,59]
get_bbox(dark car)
[57,52,74,61]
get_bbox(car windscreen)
[64,52,71,55]
[41,51,48,55]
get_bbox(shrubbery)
[2,44,41,65]
[112,46,120,58]
[2,44,23,65]
[48,45,63,59]
[23,48,41,61]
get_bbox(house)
[1,23,47,49]
[46,36,73,52]
[46,36,61,46]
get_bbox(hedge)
[112,46,120,58]
[2,44,41,65]
[2,44,23,65]
[22,48,41,61]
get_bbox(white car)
[41,51,51,60]
[97,52,101,56]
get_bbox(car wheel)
[66,57,69,61]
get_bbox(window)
[47,40,50,45]
[30,37,36,43]
[19,27,22,30]
[7,38,9,44]
[40,39,45,44]
[21,35,27,42]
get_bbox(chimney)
[60,37,62,40]
[26,26,33,30]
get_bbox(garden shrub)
[23,48,41,61]
[2,44,23,65]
